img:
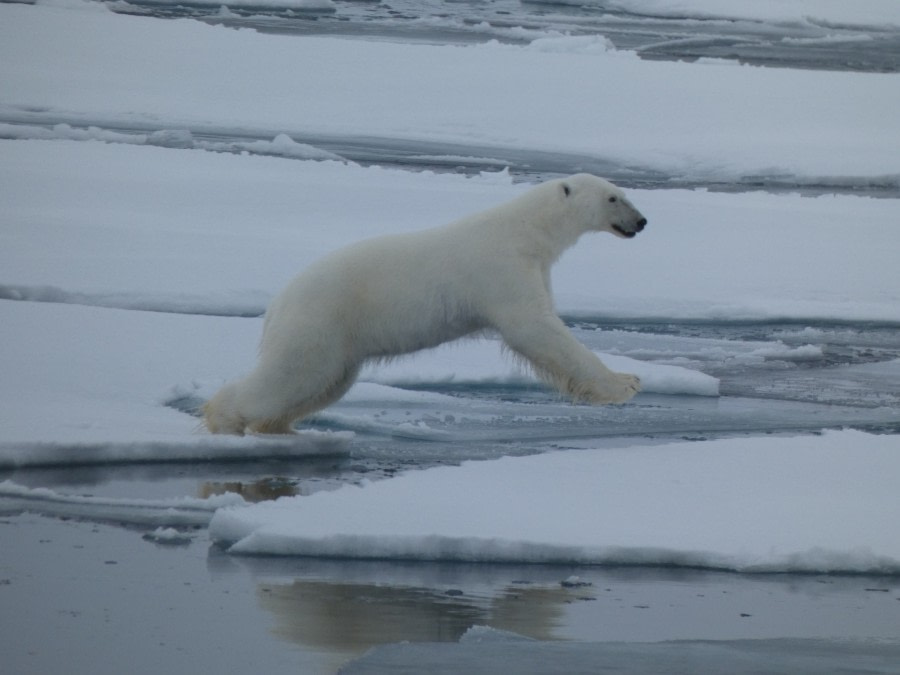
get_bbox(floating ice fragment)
[142,527,194,545]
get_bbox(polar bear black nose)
[636,218,647,230]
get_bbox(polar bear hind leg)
[245,363,360,434]
[202,382,247,435]
[204,357,360,436]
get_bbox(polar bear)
[204,174,647,435]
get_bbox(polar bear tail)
[203,382,248,435]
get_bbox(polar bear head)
[557,173,647,239]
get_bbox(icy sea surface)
[1,1,900,673]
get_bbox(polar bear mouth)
[612,225,637,238]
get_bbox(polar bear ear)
[561,183,571,197]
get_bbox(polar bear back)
[263,225,495,361]
[262,175,616,362]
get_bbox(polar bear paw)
[589,372,640,405]
[615,373,641,401]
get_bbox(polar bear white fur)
[204,174,647,435]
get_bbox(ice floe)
[210,429,900,574]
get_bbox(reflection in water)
[200,478,298,502]
[490,585,581,640]
[257,579,582,655]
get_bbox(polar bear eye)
[562,184,571,197]
[609,196,617,203]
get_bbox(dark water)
[344,635,900,675]
[3,513,899,675]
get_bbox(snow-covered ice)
[2,139,897,322]
[0,480,245,527]
[0,0,896,551]
[0,300,351,466]
[0,0,898,573]
[2,144,897,462]
[1,2,899,672]
[2,2,899,183]
[209,429,900,574]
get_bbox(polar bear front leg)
[495,309,640,405]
